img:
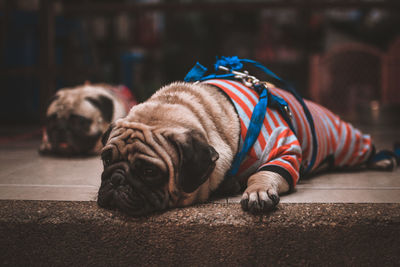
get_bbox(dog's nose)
[111,172,125,187]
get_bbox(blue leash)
[184,56,318,176]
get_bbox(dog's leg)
[367,146,400,172]
[38,130,52,155]
[368,154,398,171]
[240,171,289,213]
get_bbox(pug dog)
[98,79,398,216]
[39,83,136,156]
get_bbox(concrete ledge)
[1,201,399,266]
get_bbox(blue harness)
[184,56,318,178]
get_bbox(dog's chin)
[45,131,101,156]
[51,144,85,156]
[43,144,95,157]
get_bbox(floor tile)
[0,184,98,201]
[0,140,100,201]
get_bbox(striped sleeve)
[257,127,302,190]
[333,120,373,167]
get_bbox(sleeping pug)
[39,83,136,156]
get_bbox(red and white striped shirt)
[203,79,373,189]
[110,85,137,112]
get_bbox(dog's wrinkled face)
[42,89,114,155]
[97,121,219,216]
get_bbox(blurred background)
[1,0,400,126]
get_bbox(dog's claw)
[240,195,249,211]
[240,190,279,213]
[269,193,280,206]
[249,200,259,213]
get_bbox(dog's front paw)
[239,171,289,213]
[240,185,280,213]
[368,149,398,172]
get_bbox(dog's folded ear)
[47,94,60,106]
[168,131,219,193]
[86,95,114,123]
[101,123,115,146]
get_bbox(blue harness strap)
[184,56,318,176]
[228,84,269,176]
[185,62,235,82]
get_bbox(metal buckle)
[283,105,292,118]
[218,66,261,88]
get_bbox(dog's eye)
[46,114,58,128]
[143,167,159,177]
[141,166,165,186]
[69,114,92,131]
[101,149,113,167]
[103,159,111,167]
[137,163,159,178]
[133,160,166,186]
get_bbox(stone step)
[1,200,399,266]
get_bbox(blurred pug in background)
[39,83,136,156]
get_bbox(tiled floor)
[0,139,101,201]
[0,123,399,203]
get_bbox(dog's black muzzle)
[97,161,168,216]
[45,115,100,156]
